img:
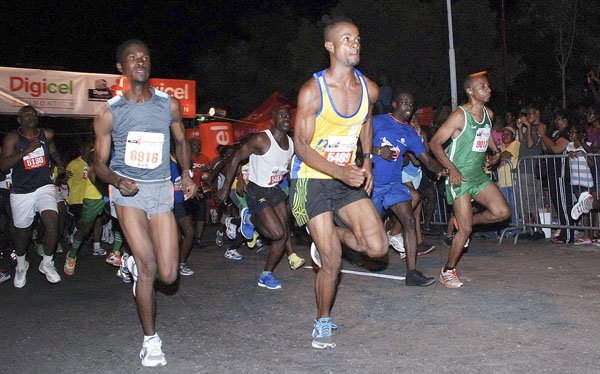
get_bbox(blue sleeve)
[405,128,426,157]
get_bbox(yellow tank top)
[291,69,370,179]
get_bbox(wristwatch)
[183,169,194,178]
[362,153,373,160]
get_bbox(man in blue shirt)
[371,92,445,286]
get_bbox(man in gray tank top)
[93,39,196,367]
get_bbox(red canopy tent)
[233,92,295,142]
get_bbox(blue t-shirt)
[170,159,184,205]
[372,114,426,185]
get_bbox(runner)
[93,39,196,367]
[290,16,388,349]
[0,105,63,288]
[218,106,297,289]
[371,92,446,286]
[429,71,510,288]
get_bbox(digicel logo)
[10,77,73,97]
[152,81,190,100]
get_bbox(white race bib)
[472,127,491,152]
[125,131,164,169]
[23,146,47,170]
[268,166,288,185]
[325,135,355,166]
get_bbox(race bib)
[325,136,355,166]
[23,146,47,170]
[268,166,288,185]
[472,127,491,152]
[125,131,164,169]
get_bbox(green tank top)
[446,106,492,176]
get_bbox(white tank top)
[248,129,294,188]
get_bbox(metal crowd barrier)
[422,153,600,245]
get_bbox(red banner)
[112,77,196,119]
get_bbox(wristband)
[362,153,373,160]
[183,169,194,178]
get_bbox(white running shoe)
[140,335,167,367]
[39,259,61,284]
[225,217,237,240]
[126,255,138,296]
[14,260,29,288]
[310,242,321,268]
[387,231,406,260]
[572,191,594,220]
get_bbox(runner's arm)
[170,98,197,200]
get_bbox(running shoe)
[105,252,122,267]
[39,259,61,284]
[312,317,337,349]
[240,207,255,239]
[64,256,77,276]
[288,253,305,270]
[117,254,131,283]
[224,248,243,261]
[310,242,321,268]
[247,231,259,249]
[92,246,107,256]
[416,243,435,256]
[215,230,225,247]
[572,191,594,220]
[140,335,167,367]
[439,268,463,288]
[254,239,265,253]
[405,269,436,286]
[257,272,281,289]
[225,217,237,240]
[179,263,194,276]
[126,255,138,296]
[387,230,406,260]
[210,208,219,224]
[443,235,454,247]
[14,260,29,288]
[0,271,10,284]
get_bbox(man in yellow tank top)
[290,16,387,350]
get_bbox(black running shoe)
[405,270,436,287]
[443,235,454,248]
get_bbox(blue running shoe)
[257,272,281,289]
[240,207,255,239]
[312,317,337,349]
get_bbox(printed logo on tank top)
[125,131,164,169]
[23,146,47,170]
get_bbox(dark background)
[1,0,599,156]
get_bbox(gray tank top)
[108,89,172,182]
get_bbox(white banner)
[0,67,122,117]
[0,67,197,118]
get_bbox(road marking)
[303,266,405,281]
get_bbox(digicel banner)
[0,67,196,118]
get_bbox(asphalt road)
[2,226,600,373]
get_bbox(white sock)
[143,333,158,343]
[16,254,26,267]
[42,254,53,264]
[93,242,101,250]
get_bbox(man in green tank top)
[430,72,510,288]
